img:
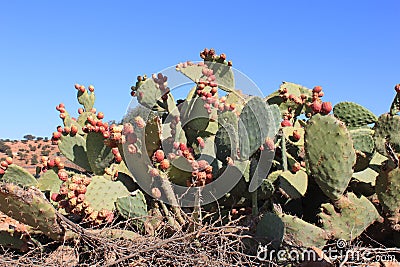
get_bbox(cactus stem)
[159,173,185,225]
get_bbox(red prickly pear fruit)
[318,91,324,97]
[111,147,119,155]
[311,101,322,113]
[59,186,68,195]
[220,53,226,61]
[77,194,85,203]
[79,85,85,92]
[312,86,322,93]
[281,120,292,127]
[97,112,104,120]
[51,193,61,202]
[153,150,165,163]
[0,161,8,168]
[59,113,66,119]
[128,144,137,154]
[63,126,71,134]
[123,123,134,134]
[5,157,13,165]
[229,103,236,111]
[179,143,187,151]
[198,160,208,171]
[395,84,400,93]
[57,126,63,133]
[88,85,95,92]
[70,125,78,135]
[53,132,62,140]
[321,102,332,115]
[291,162,301,173]
[58,170,68,181]
[78,108,84,114]
[115,154,122,163]
[76,184,87,194]
[149,168,160,177]
[90,108,96,114]
[58,162,65,169]
[68,183,78,191]
[197,137,205,149]
[47,159,55,168]
[265,138,275,151]
[83,177,92,186]
[134,116,146,128]
[0,168,5,175]
[292,130,301,141]
[74,84,80,90]
[300,161,306,168]
[103,131,110,138]
[151,187,162,199]
[159,159,170,170]
[54,157,61,166]
[231,208,238,215]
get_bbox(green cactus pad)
[238,96,279,159]
[58,134,92,172]
[390,92,400,115]
[256,212,284,248]
[77,111,94,127]
[181,93,210,132]
[305,114,356,200]
[115,189,147,223]
[136,78,164,110]
[318,193,381,240]
[350,128,375,154]
[282,126,305,146]
[37,169,63,195]
[86,132,114,175]
[333,102,377,127]
[376,167,400,228]
[215,123,237,163]
[278,213,328,248]
[144,115,162,158]
[85,176,130,211]
[373,113,400,155]
[279,170,308,199]
[77,89,95,111]
[1,164,38,187]
[0,228,30,251]
[0,183,64,240]
[167,156,192,186]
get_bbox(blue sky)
[1,1,399,139]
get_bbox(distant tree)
[23,134,36,141]
[0,141,11,153]
[36,137,43,141]
[44,137,49,142]
[5,149,13,157]
[122,105,153,125]
[31,154,38,165]
[41,150,50,156]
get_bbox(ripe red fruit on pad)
[149,168,160,177]
[151,187,162,199]
[51,193,60,202]
[281,120,292,127]
[97,112,104,120]
[153,150,165,163]
[53,132,62,139]
[78,108,84,114]
[71,125,78,135]
[312,86,322,93]
[292,162,301,173]
[159,159,170,170]
[5,157,13,165]
[292,130,301,141]
[321,102,332,115]
[311,101,322,113]
[58,170,68,181]
[88,85,95,92]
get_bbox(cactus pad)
[376,167,400,229]
[115,189,147,223]
[318,193,381,240]
[58,134,92,172]
[85,176,130,211]
[279,170,308,199]
[333,102,377,127]
[305,114,356,200]
[238,96,278,159]
[373,113,400,156]
[1,164,38,187]
[0,183,64,240]
[350,128,375,154]
[86,132,114,175]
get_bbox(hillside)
[0,138,75,175]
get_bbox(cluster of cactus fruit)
[0,49,399,258]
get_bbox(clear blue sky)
[1,1,399,139]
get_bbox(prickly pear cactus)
[305,114,356,200]
[318,193,381,240]
[0,164,38,187]
[115,189,147,223]
[376,166,400,230]
[0,183,64,240]
[374,113,400,156]
[333,102,377,127]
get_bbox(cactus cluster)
[0,49,399,262]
